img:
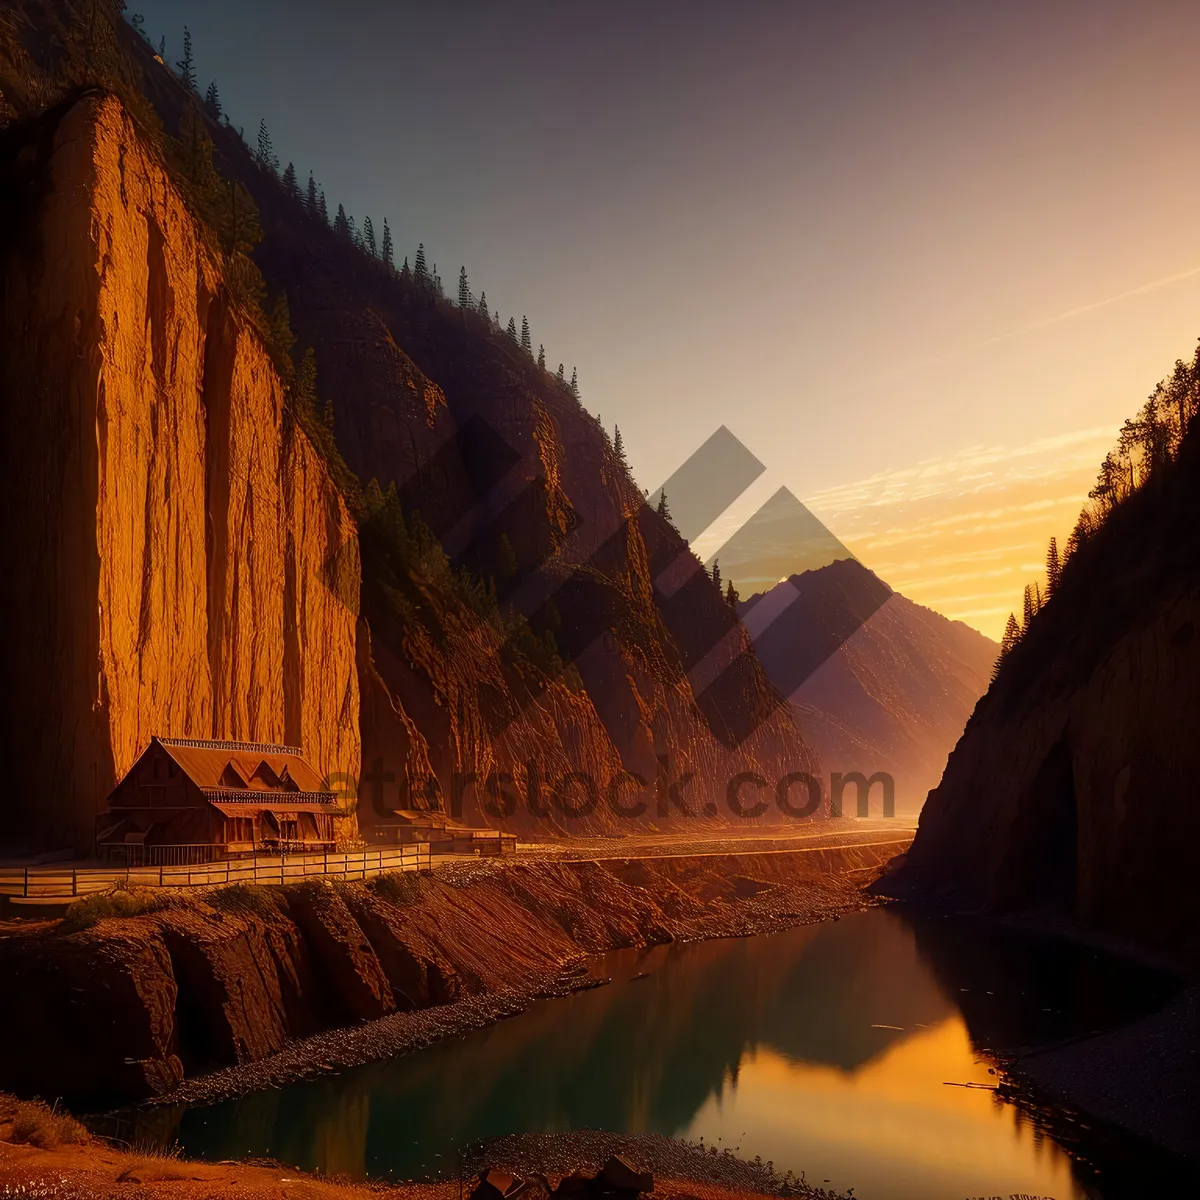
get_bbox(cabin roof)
[153,736,329,794]
[207,795,342,816]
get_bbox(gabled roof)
[153,736,329,794]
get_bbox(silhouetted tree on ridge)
[176,26,196,90]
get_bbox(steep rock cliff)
[887,429,1200,966]
[0,96,360,848]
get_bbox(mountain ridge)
[742,558,998,813]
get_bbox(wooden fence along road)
[0,844,432,903]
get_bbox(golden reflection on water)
[161,907,1177,1198]
[682,1019,1082,1199]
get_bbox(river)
[118,907,1186,1199]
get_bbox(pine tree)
[613,425,627,467]
[995,612,1021,679]
[570,367,579,398]
[177,26,196,90]
[334,204,350,237]
[1023,583,1042,630]
[656,489,671,521]
[203,80,222,118]
[158,35,165,60]
[414,243,428,286]
[381,219,394,269]
[306,171,318,212]
[477,291,489,320]
[347,215,361,247]
[294,347,319,417]
[257,120,277,173]
[317,190,328,224]
[520,316,532,354]
[281,162,298,198]
[496,534,518,586]
[266,293,295,380]
[557,363,565,382]
[711,560,722,591]
[726,579,739,608]
[1046,536,1062,597]
[458,266,471,308]
[506,317,518,341]
[363,216,377,256]
[537,345,546,370]
[401,256,411,282]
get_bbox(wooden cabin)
[97,737,342,865]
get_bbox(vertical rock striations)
[0,96,360,849]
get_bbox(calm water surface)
[128,908,1184,1200]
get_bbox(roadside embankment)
[0,840,906,1108]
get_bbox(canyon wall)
[887,435,1200,967]
[0,96,360,849]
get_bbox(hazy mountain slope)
[741,560,997,813]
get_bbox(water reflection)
[128,908,1185,1199]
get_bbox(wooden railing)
[0,844,432,901]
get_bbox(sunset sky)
[136,0,1200,638]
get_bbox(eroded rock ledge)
[0,846,899,1107]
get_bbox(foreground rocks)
[0,1123,853,1200]
[0,845,902,1107]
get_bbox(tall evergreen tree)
[557,363,565,382]
[458,266,471,308]
[266,293,295,377]
[347,215,361,247]
[711,560,722,591]
[177,26,196,90]
[363,215,377,256]
[294,347,319,417]
[537,344,546,370]
[995,612,1022,679]
[203,80,222,117]
[256,119,277,172]
[726,579,739,608]
[1022,582,1043,630]
[496,534,518,586]
[506,317,518,341]
[613,425,627,467]
[414,243,428,285]
[281,162,298,198]
[317,190,328,223]
[520,316,532,354]
[1045,536,1062,596]
[306,171,318,212]
[381,219,394,269]
[334,204,350,237]
[570,367,579,398]
[656,489,671,521]
[401,256,411,281]
[477,291,489,320]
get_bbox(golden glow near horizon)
[805,425,1118,639]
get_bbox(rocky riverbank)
[0,842,905,1108]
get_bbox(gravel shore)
[155,860,880,1108]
